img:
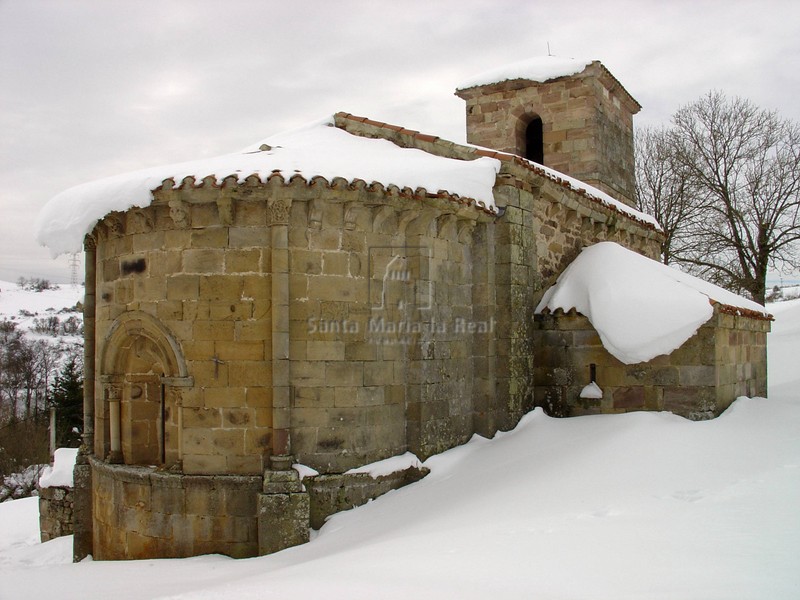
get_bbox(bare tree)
[635,126,704,265]
[636,93,800,304]
[666,92,800,304]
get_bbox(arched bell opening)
[523,116,544,164]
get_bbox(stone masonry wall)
[713,310,769,411]
[304,467,429,529]
[335,114,662,436]
[91,174,496,475]
[39,486,74,542]
[283,181,492,468]
[82,113,669,561]
[91,458,261,559]
[456,61,640,206]
[533,308,770,420]
[92,183,276,476]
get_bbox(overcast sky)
[2,0,799,284]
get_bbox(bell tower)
[455,58,641,207]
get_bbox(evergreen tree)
[49,355,83,447]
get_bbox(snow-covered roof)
[536,242,771,364]
[35,117,502,256]
[334,113,661,232]
[524,158,660,231]
[456,55,594,91]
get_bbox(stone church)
[38,57,769,561]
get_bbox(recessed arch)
[99,312,188,466]
[101,311,187,379]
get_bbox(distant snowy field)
[1,298,798,599]
[0,279,83,335]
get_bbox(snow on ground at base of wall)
[343,451,422,478]
[456,55,594,90]
[765,297,800,394]
[38,448,79,489]
[0,283,798,600]
[0,497,40,554]
[536,242,769,364]
[34,118,502,257]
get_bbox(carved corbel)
[217,194,234,226]
[168,198,190,228]
[457,219,477,244]
[308,198,324,230]
[436,214,458,240]
[103,214,125,237]
[132,209,153,233]
[344,202,363,231]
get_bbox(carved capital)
[104,384,121,401]
[83,234,97,252]
[267,197,291,226]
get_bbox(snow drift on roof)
[457,55,593,91]
[534,162,661,230]
[536,242,770,364]
[35,117,502,256]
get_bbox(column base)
[257,468,309,555]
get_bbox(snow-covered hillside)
[0,279,83,337]
[0,298,798,599]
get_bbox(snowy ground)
[0,279,83,336]
[1,301,799,599]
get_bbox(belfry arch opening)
[524,116,544,164]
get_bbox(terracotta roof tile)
[333,111,658,230]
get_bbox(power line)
[68,253,79,287]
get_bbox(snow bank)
[457,55,593,90]
[38,448,79,488]
[0,497,41,555]
[536,242,769,364]
[1,324,799,598]
[344,451,422,478]
[766,298,800,392]
[35,118,501,256]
